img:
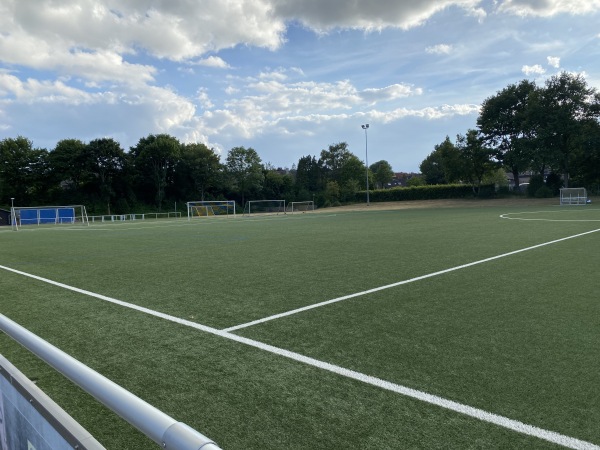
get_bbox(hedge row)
[355,184,495,202]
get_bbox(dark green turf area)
[1,203,599,448]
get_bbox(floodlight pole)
[361,124,370,205]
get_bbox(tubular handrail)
[0,314,221,450]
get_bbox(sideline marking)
[1,213,339,233]
[1,264,599,449]
[224,228,600,332]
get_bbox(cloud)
[194,56,231,69]
[274,0,484,31]
[497,0,600,17]
[361,84,422,103]
[426,44,453,55]
[522,64,546,75]
[547,56,560,68]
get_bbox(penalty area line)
[224,227,600,332]
[0,264,599,449]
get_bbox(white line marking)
[224,228,600,332]
[0,263,599,449]
[500,210,600,222]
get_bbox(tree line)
[0,134,395,214]
[2,71,598,213]
[419,72,600,196]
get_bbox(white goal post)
[243,200,286,216]
[187,200,236,219]
[10,205,89,231]
[287,201,315,214]
[560,188,588,205]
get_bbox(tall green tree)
[419,137,461,184]
[47,139,88,199]
[537,72,600,186]
[225,146,263,206]
[0,136,48,205]
[319,142,353,184]
[130,134,182,210]
[318,142,367,200]
[339,154,366,201]
[263,168,293,200]
[570,119,600,188]
[455,130,498,193]
[84,138,127,214]
[370,160,394,189]
[295,155,322,193]
[177,143,222,200]
[477,80,539,188]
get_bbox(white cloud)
[547,56,560,68]
[522,64,546,75]
[497,0,600,17]
[259,70,289,82]
[194,56,231,69]
[426,44,453,55]
[196,89,214,110]
[361,84,422,104]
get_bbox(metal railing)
[88,212,182,222]
[0,314,221,450]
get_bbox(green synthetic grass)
[1,202,599,449]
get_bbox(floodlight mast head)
[362,124,369,130]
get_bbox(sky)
[1,1,599,173]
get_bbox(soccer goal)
[243,200,286,216]
[560,188,588,205]
[288,201,315,214]
[187,200,236,219]
[11,205,89,231]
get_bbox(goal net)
[187,200,236,219]
[10,205,89,231]
[560,188,588,205]
[243,200,286,216]
[287,201,315,214]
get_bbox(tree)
[295,155,322,193]
[84,138,127,214]
[263,168,293,200]
[130,134,182,210]
[370,160,394,189]
[318,142,368,201]
[0,136,48,205]
[47,139,88,197]
[177,143,223,201]
[225,146,263,205]
[477,80,539,188]
[570,119,600,188]
[339,154,366,201]
[419,137,461,184]
[455,130,498,193]
[319,142,353,183]
[537,72,600,187]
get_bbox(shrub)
[545,172,563,195]
[534,185,554,198]
[527,175,545,197]
[356,184,494,202]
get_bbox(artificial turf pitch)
[1,201,599,449]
